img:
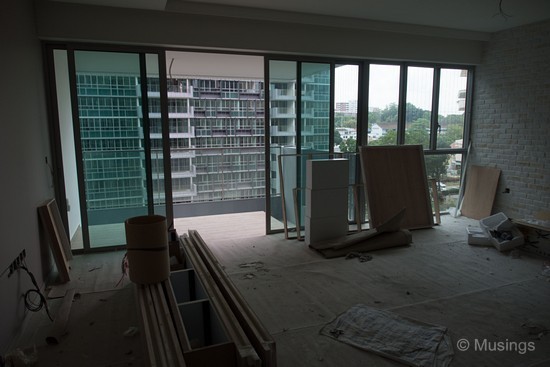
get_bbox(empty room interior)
[1,0,549,366]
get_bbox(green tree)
[438,123,463,148]
[339,137,356,153]
[334,130,343,147]
[380,103,398,123]
[367,103,462,182]
[335,113,356,129]
[406,118,430,147]
[368,111,381,125]
[370,130,397,145]
[405,103,430,123]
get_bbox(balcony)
[270,126,296,136]
[270,107,296,118]
[270,89,296,100]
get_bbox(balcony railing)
[167,146,266,204]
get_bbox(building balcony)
[171,148,196,159]
[172,184,198,199]
[270,107,296,118]
[270,89,296,100]
[270,126,296,136]
[172,165,197,179]
[149,128,195,140]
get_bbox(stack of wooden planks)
[136,230,276,367]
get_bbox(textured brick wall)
[469,20,550,220]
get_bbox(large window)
[47,43,473,246]
[405,66,434,148]
[367,64,470,213]
[368,64,400,145]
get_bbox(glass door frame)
[44,42,173,253]
[264,56,365,235]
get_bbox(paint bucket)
[125,215,169,284]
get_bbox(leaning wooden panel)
[460,165,501,220]
[360,145,433,230]
[189,230,277,367]
[38,199,71,283]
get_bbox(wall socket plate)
[8,249,26,277]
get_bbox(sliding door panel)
[268,60,298,232]
[74,51,149,248]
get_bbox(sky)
[335,64,467,116]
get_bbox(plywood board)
[38,199,71,283]
[460,165,501,220]
[360,145,433,229]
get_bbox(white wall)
[0,0,53,353]
[470,20,550,219]
[54,50,81,240]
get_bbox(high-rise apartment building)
[78,73,266,210]
[77,66,331,214]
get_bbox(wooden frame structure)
[136,231,276,367]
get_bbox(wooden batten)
[38,199,71,283]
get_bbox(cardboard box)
[305,187,348,218]
[306,159,348,190]
[479,212,524,251]
[305,215,348,246]
[466,225,491,246]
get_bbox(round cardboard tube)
[125,215,169,284]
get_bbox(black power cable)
[19,262,53,322]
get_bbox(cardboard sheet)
[460,165,501,220]
[360,145,433,230]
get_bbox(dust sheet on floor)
[320,304,453,367]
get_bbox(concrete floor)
[180,213,550,367]
[8,213,550,366]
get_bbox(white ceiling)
[53,0,550,33]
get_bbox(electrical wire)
[115,252,129,287]
[19,260,53,322]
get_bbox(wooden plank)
[184,342,236,367]
[163,278,193,353]
[278,155,290,239]
[293,188,302,241]
[360,145,433,230]
[460,165,501,220]
[136,285,162,367]
[318,229,412,259]
[329,207,405,251]
[152,283,186,366]
[189,230,277,367]
[182,235,261,367]
[45,289,76,345]
[145,285,169,367]
[429,179,441,225]
[38,199,71,283]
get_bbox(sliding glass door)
[48,47,171,251]
[74,50,170,248]
[73,51,149,248]
[266,60,332,235]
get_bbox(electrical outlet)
[7,250,26,277]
